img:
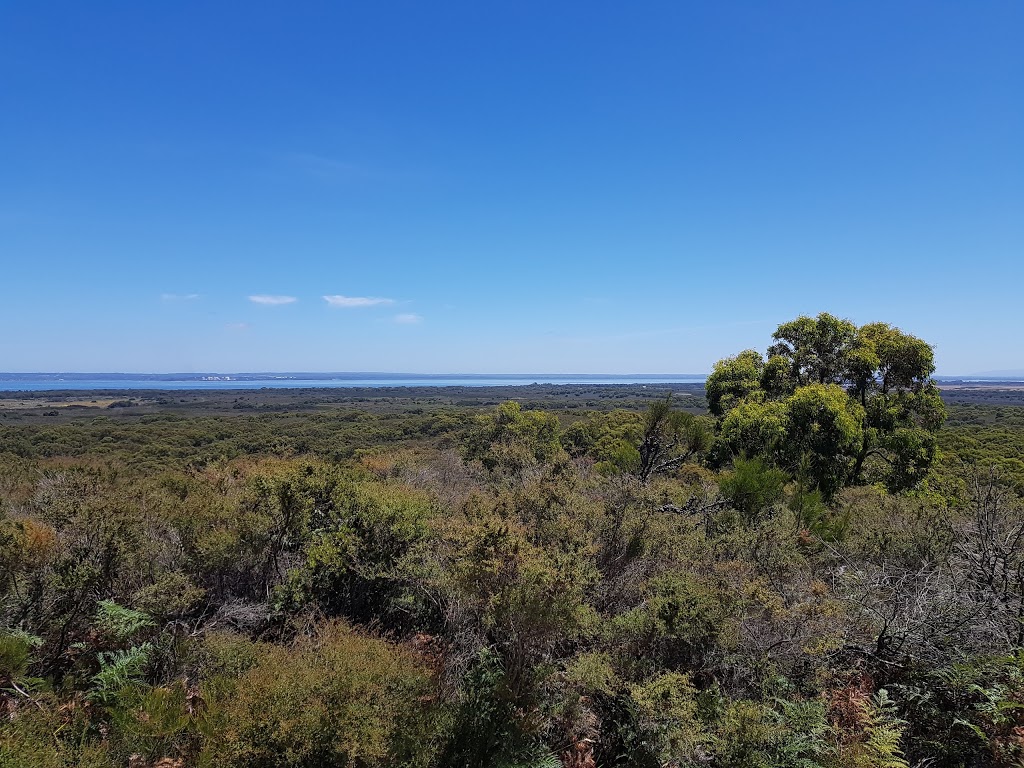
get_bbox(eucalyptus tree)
[707,313,945,496]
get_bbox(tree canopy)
[707,312,946,496]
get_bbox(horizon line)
[0,371,710,378]
[0,370,1017,378]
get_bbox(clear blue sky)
[2,2,1021,374]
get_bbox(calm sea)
[0,375,706,392]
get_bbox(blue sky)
[2,2,1021,374]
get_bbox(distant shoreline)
[1,373,1021,394]
[0,374,707,393]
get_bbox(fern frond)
[95,600,155,641]
[860,689,910,768]
[89,642,153,705]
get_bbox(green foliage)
[938,405,1024,494]
[707,313,945,497]
[202,622,442,768]
[2,367,1023,768]
[835,486,953,566]
[628,672,707,764]
[783,383,864,498]
[94,599,155,642]
[448,517,598,708]
[441,650,555,768]
[608,571,729,675]
[850,690,910,768]
[720,399,788,460]
[711,696,833,768]
[771,697,834,768]
[281,478,435,628]
[562,409,646,474]
[564,651,618,695]
[562,399,711,481]
[719,456,788,525]
[0,629,42,682]
[89,642,154,706]
[467,401,564,475]
[707,350,765,417]
[789,486,841,539]
[895,653,1024,766]
[769,313,858,387]
[0,703,117,768]
[635,396,712,482]
[108,683,196,763]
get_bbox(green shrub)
[201,621,442,768]
[719,456,788,525]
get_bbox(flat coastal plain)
[0,381,1019,423]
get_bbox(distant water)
[0,374,706,392]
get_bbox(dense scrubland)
[3,315,1024,768]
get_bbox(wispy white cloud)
[226,322,251,331]
[161,293,200,301]
[323,295,395,308]
[394,313,423,324]
[249,295,297,306]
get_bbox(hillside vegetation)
[3,316,1024,768]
